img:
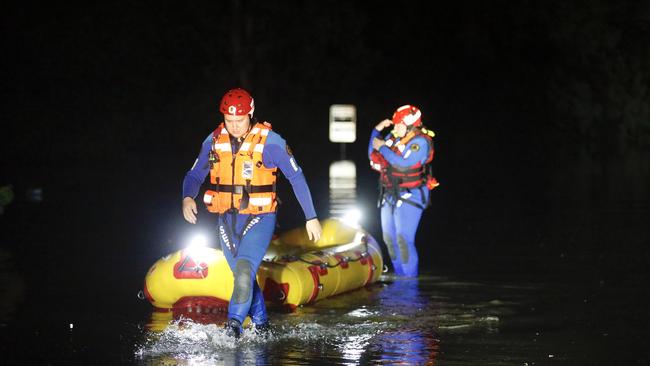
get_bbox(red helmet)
[219,88,255,116]
[392,105,422,126]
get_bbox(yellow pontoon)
[143,218,383,312]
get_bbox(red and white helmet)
[392,105,422,126]
[219,88,255,117]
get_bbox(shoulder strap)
[416,126,435,164]
[212,123,224,140]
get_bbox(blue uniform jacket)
[368,129,430,169]
[183,129,317,220]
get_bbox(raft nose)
[143,218,384,312]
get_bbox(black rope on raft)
[296,252,369,268]
[282,242,371,268]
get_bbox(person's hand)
[305,218,322,242]
[375,119,393,131]
[182,197,198,224]
[372,137,385,150]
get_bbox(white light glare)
[341,208,362,226]
[186,234,209,261]
[188,234,208,249]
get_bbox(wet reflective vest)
[370,128,435,190]
[203,122,277,214]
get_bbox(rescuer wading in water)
[369,105,438,277]
[182,88,322,337]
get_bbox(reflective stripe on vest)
[204,122,278,214]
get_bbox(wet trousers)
[217,212,276,325]
[380,188,428,277]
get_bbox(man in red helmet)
[182,87,322,337]
[368,105,438,277]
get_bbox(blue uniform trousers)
[217,212,276,326]
[380,187,428,277]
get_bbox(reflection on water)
[329,160,358,218]
[1,254,646,364]
[136,275,555,365]
[137,271,650,365]
[1,147,646,364]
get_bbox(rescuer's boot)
[224,318,242,339]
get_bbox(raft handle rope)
[281,238,372,268]
[266,235,375,269]
[293,250,370,269]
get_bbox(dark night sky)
[1,1,649,272]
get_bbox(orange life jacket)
[202,122,277,214]
[370,128,437,190]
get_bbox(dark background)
[1,0,649,325]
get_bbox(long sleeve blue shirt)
[183,129,317,220]
[368,129,430,168]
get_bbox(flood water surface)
[132,271,648,365]
[1,231,649,365]
[1,153,649,365]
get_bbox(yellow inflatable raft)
[143,218,383,312]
